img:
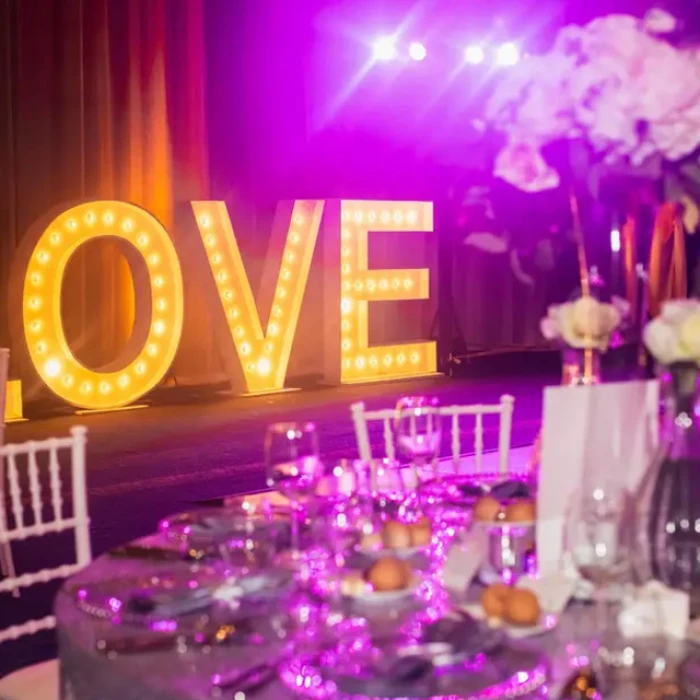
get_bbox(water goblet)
[395,396,441,482]
[568,479,632,659]
[265,422,323,562]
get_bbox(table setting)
[55,303,700,700]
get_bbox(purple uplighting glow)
[464,45,485,65]
[372,37,397,61]
[495,42,520,66]
[408,42,427,62]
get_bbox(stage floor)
[1,371,551,675]
[5,372,549,555]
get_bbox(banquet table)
[55,541,689,700]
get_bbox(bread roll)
[474,496,502,522]
[504,588,540,626]
[480,583,510,619]
[367,556,411,592]
[504,500,536,523]
[409,516,432,546]
[382,520,413,549]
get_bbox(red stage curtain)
[0,0,220,398]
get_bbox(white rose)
[644,319,683,364]
[679,315,700,358]
[572,296,616,342]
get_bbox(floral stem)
[569,189,590,298]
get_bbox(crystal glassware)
[568,478,632,657]
[265,422,323,560]
[395,396,441,481]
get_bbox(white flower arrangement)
[485,11,700,192]
[644,299,700,365]
[541,296,628,351]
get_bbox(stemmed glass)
[395,396,442,484]
[265,422,323,562]
[568,478,632,660]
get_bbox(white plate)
[344,578,420,605]
[359,545,427,560]
[459,603,558,639]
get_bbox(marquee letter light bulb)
[192,200,324,394]
[339,200,436,383]
[22,201,184,409]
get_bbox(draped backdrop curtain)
[0,0,219,399]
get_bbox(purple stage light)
[408,42,427,61]
[495,42,520,66]
[373,37,397,61]
[464,45,485,65]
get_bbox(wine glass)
[568,478,632,660]
[265,422,323,561]
[395,396,441,483]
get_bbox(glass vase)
[636,361,700,613]
[561,347,602,386]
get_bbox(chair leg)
[0,541,18,597]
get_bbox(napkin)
[516,571,576,614]
[617,581,688,639]
[442,538,485,593]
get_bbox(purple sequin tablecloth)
[56,549,689,700]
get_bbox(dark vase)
[636,361,700,613]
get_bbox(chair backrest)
[0,426,91,644]
[0,349,9,447]
[351,395,515,475]
[441,395,514,475]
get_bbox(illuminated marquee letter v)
[192,200,324,394]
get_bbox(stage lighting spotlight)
[408,42,427,61]
[495,42,520,66]
[464,45,485,64]
[373,37,397,61]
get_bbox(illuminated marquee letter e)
[22,202,184,409]
[324,200,436,384]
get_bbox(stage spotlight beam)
[373,37,397,61]
[495,42,520,66]
[464,45,485,64]
[408,42,427,61]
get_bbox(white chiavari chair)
[0,426,91,700]
[440,395,515,477]
[351,395,516,484]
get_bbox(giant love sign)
[14,199,436,412]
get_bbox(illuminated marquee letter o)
[23,201,184,410]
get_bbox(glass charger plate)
[74,568,294,627]
[279,642,549,699]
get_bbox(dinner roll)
[474,496,502,522]
[480,582,510,619]
[367,556,412,592]
[382,520,413,549]
[504,588,541,626]
[409,516,432,546]
[503,500,536,523]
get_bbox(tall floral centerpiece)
[637,300,700,611]
[541,295,628,384]
[483,10,700,310]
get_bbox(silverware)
[96,622,259,657]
